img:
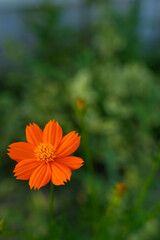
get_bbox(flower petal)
[29,163,51,190]
[55,156,84,170]
[56,131,81,158]
[13,158,40,180]
[7,142,35,162]
[43,120,63,148]
[26,123,43,146]
[50,162,71,186]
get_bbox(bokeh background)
[0,0,160,239]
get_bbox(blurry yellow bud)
[75,98,86,112]
[115,182,127,196]
[0,219,4,232]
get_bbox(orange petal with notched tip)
[7,142,35,162]
[26,123,43,146]
[29,163,51,190]
[56,131,81,158]
[55,156,84,170]
[50,161,71,185]
[43,120,63,148]
[13,158,40,180]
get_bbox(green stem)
[121,202,160,238]
[50,182,54,223]
[135,158,160,211]
[121,150,160,239]
[145,202,160,222]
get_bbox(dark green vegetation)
[0,1,160,239]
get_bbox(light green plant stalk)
[133,202,160,230]
[144,202,160,222]
[122,146,160,238]
[135,150,160,211]
[106,193,126,216]
[121,202,160,238]
[94,183,127,240]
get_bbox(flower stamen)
[34,143,56,163]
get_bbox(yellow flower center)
[34,143,56,162]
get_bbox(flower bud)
[115,182,127,196]
[75,98,86,112]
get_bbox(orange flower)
[8,120,84,190]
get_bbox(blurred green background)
[0,0,160,239]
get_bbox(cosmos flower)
[8,120,83,190]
